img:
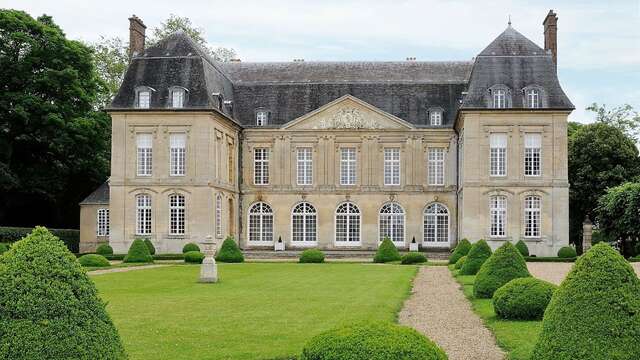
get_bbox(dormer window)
[256,110,268,126]
[526,89,539,108]
[429,110,443,126]
[487,85,512,109]
[493,89,506,108]
[170,87,187,108]
[135,86,155,109]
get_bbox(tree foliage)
[596,182,640,257]
[587,103,640,141]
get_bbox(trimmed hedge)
[493,277,557,320]
[123,239,153,263]
[95,243,113,255]
[401,252,428,265]
[515,240,529,257]
[459,240,492,275]
[524,256,576,263]
[532,243,640,360]
[299,249,325,263]
[449,238,471,264]
[0,243,9,255]
[300,322,447,360]
[184,251,205,264]
[0,227,126,359]
[557,246,577,259]
[473,242,531,298]
[143,239,156,255]
[373,237,401,263]
[0,226,80,253]
[454,255,467,270]
[182,243,200,254]
[216,237,244,263]
[78,254,111,267]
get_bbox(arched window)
[169,87,187,108]
[136,194,152,235]
[248,202,273,243]
[379,203,405,244]
[526,89,540,108]
[335,202,360,245]
[169,194,185,235]
[97,208,110,236]
[135,86,155,109]
[215,194,223,238]
[488,85,511,109]
[423,203,449,244]
[524,196,541,238]
[490,195,507,237]
[292,202,317,244]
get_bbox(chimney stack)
[543,10,558,66]
[128,15,146,58]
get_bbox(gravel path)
[399,266,505,360]
[89,264,168,275]
[528,262,640,285]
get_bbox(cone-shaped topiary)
[459,240,492,275]
[123,238,153,263]
[300,321,447,360]
[184,251,204,264]
[78,254,111,267]
[215,237,244,263]
[299,249,325,263]
[557,246,577,259]
[531,243,640,360]
[143,239,155,255]
[449,238,471,264]
[95,243,113,255]
[515,240,529,257]
[473,242,531,298]
[182,242,200,253]
[493,277,557,320]
[454,255,467,270]
[0,227,127,359]
[373,237,401,263]
[401,252,427,265]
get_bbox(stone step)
[242,249,451,260]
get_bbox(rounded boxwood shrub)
[449,238,471,264]
[473,242,531,298]
[557,246,577,259]
[299,249,325,263]
[454,255,467,270]
[215,237,244,263]
[531,243,640,360]
[0,227,126,359]
[182,242,200,254]
[123,238,153,263]
[401,252,427,265]
[493,277,557,320]
[143,239,156,255]
[459,240,492,275]
[300,322,447,360]
[0,243,9,255]
[78,254,111,268]
[95,243,113,255]
[184,251,205,264]
[373,237,401,263]
[515,240,529,257]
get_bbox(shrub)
[300,322,447,360]
[143,239,156,255]
[459,240,492,275]
[449,238,471,264]
[531,243,640,360]
[0,226,80,253]
[0,227,126,359]
[0,243,9,255]
[473,242,531,298]
[401,252,427,265]
[182,242,200,253]
[123,238,153,263]
[493,277,557,320]
[299,249,325,263]
[454,255,467,270]
[515,240,529,257]
[184,251,205,264]
[557,246,577,258]
[215,237,244,263]
[95,243,113,255]
[373,237,401,263]
[78,254,111,267]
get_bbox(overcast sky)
[4,0,639,122]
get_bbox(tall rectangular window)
[136,194,152,235]
[428,148,445,185]
[527,89,540,108]
[136,134,153,176]
[256,111,268,126]
[340,148,356,185]
[215,194,222,238]
[254,148,269,185]
[171,89,185,108]
[524,134,542,176]
[490,133,507,176]
[524,196,541,238]
[137,91,150,109]
[169,194,185,235]
[493,89,506,108]
[228,142,234,183]
[490,196,507,237]
[384,148,400,185]
[96,208,109,236]
[169,133,186,176]
[296,147,313,185]
[430,111,442,126]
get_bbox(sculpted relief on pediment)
[313,108,381,129]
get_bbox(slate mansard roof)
[79,182,109,205]
[109,26,573,127]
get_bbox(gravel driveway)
[527,262,640,285]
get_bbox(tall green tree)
[587,103,640,141]
[596,182,640,257]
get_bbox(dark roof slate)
[479,26,546,56]
[79,182,109,205]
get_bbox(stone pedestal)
[409,242,419,252]
[199,235,218,283]
[582,216,593,253]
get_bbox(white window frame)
[335,202,361,246]
[248,202,274,244]
[256,110,268,126]
[291,202,317,246]
[96,208,110,236]
[490,133,507,177]
[524,134,542,177]
[169,194,186,235]
[135,194,152,235]
[526,89,540,109]
[423,203,449,246]
[136,133,153,177]
[137,90,150,109]
[378,203,405,246]
[171,88,185,108]
[524,195,541,238]
[490,195,507,238]
[254,148,269,185]
[169,133,186,176]
[296,147,313,186]
[493,89,506,108]
[340,148,356,186]
[383,148,401,186]
[428,148,445,186]
[215,194,223,238]
[429,111,442,126]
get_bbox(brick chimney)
[128,15,146,58]
[543,10,558,66]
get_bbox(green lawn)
[93,263,418,360]
[452,267,542,360]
